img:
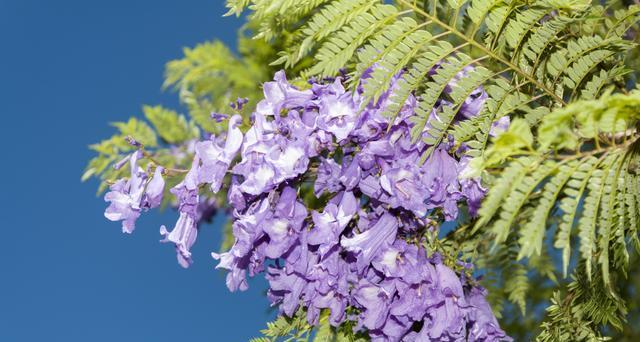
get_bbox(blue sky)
[0,1,272,340]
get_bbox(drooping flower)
[266,139,309,184]
[314,157,343,196]
[256,70,314,116]
[262,187,308,259]
[490,116,511,137]
[233,110,310,195]
[353,279,393,330]
[316,82,358,142]
[466,286,512,342]
[458,156,486,217]
[422,146,462,221]
[341,213,399,273]
[372,240,421,280]
[379,165,429,216]
[213,197,272,291]
[267,265,309,316]
[160,211,198,268]
[459,86,489,119]
[104,183,142,233]
[104,151,165,233]
[305,251,351,325]
[103,69,512,341]
[227,176,246,211]
[160,178,199,268]
[195,115,243,192]
[419,261,468,341]
[308,191,357,255]
[339,155,362,191]
[143,166,165,209]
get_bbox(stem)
[555,138,636,160]
[140,149,190,175]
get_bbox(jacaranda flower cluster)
[104,69,511,341]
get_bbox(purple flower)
[227,176,246,211]
[461,178,485,217]
[211,112,229,122]
[372,240,423,280]
[256,71,313,116]
[263,187,308,259]
[351,109,388,143]
[125,135,142,147]
[113,153,132,170]
[422,147,462,221]
[213,197,272,291]
[266,139,309,182]
[359,175,384,199]
[233,114,278,195]
[459,87,488,119]
[307,129,334,157]
[317,87,358,142]
[308,191,357,255]
[230,198,271,260]
[235,160,277,195]
[379,165,429,216]
[160,212,198,268]
[466,287,513,342]
[306,251,351,325]
[358,139,394,170]
[353,279,392,330]
[418,260,468,341]
[310,289,348,326]
[234,111,309,195]
[196,115,243,192]
[314,157,343,196]
[212,250,249,292]
[144,166,165,209]
[390,282,435,323]
[385,250,437,322]
[341,213,398,273]
[160,181,199,268]
[339,155,362,191]
[101,69,514,342]
[230,97,249,111]
[366,315,411,341]
[490,116,511,137]
[104,151,165,233]
[104,182,142,233]
[458,156,486,217]
[267,265,309,317]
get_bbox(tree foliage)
[222,0,640,339]
[228,0,636,162]
[85,0,640,339]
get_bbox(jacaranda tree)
[84,0,640,340]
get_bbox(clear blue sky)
[0,1,272,341]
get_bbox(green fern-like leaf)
[308,4,399,77]
[518,159,580,260]
[491,159,557,244]
[505,261,529,314]
[233,0,634,170]
[222,0,640,337]
[143,105,199,144]
[476,90,640,290]
[475,156,533,230]
[554,156,600,277]
[278,0,380,67]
